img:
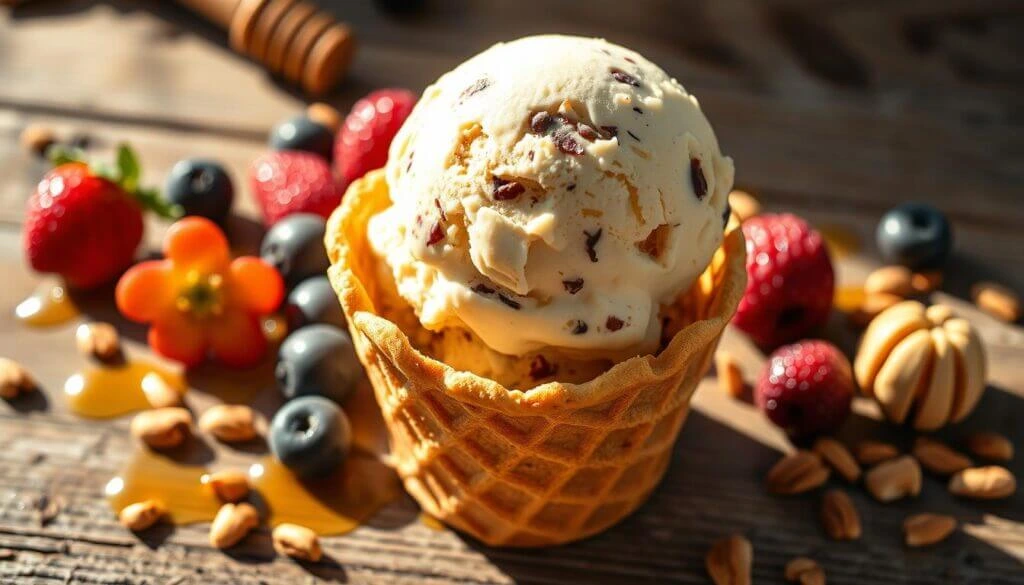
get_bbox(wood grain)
[0,0,1023,583]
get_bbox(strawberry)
[732,213,835,349]
[249,151,344,226]
[756,340,853,437]
[334,88,416,185]
[23,145,179,289]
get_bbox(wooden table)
[1,1,1022,583]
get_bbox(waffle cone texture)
[326,170,747,547]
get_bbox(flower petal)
[209,308,267,369]
[164,217,230,272]
[149,313,209,367]
[228,257,285,313]
[115,260,175,323]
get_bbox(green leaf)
[46,145,88,167]
[135,187,183,220]
[116,144,140,191]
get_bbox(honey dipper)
[174,0,356,95]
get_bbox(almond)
[141,373,182,408]
[949,466,1016,499]
[272,523,322,561]
[854,440,899,465]
[20,124,57,156]
[820,489,861,541]
[306,103,342,133]
[812,438,861,483]
[903,513,957,547]
[75,322,121,362]
[130,407,192,449]
[865,456,922,502]
[705,534,752,585]
[728,190,761,222]
[850,293,903,327]
[965,432,1014,461]
[202,470,250,503]
[715,351,745,399]
[0,358,36,399]
[199,405,258,443]
[912,437,972,476]
[865,266,914,297]
[971,281,1020,322]
[766,451,830,495]
[118,499,165,531]
[784,558,825,585]
[912,271,943,294]
[209,502,259,549]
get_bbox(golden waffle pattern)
[327,171,747,546]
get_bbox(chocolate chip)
[529,355,557,379]
[566,183,576,191]
[493,178,525,201]
[610,68,641,87]
[605,316,624,331]
[406,152,415,173]
[624,56,637,64]
[498,294,521,310]
[527,150,535,161]
[571,320,588,335]
[632,107,643,115]
[530,112,554,133]
[584,229,602,262]
[690,158,708,200]
[600,125,618,137]
[626,130,641,142]
[459,78,490,102]
[562,278,584,294]
[434,199,447,221]
[426,222,445,245]
[555,129,585,156]
[471,283,495,295]
[578,124,598,141]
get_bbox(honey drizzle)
[107,382,400,536]
[64,362,186,419]
[833,285,867,313]
[15,282,80,327]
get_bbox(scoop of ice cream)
[368,35,733,359]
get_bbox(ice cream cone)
[326,170,746,546]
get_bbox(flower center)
[176,270,225,318]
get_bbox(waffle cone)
[326,170,747,547]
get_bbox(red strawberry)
[756,340,853,437]
[335,88,416,184]
[24,145,178,289]
[249,151,344,226]
[732,213,834,349]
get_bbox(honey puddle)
[833,285,867,313]
[64,362,186,419]
[107,381,400,535]
[15,281,80,327]
[105,449,221,524]
[819,223,861,260]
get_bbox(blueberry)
[876,203,953,269]
[269,115,334,161]
[165,159,234,224]
[260,213,330,287]
[276,324,360,404]
[286,276,346,331]
[269,396,351,479]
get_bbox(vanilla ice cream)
[368,35,733,360]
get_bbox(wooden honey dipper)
[174,0,356,96]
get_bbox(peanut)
[865,456,922,502]
[202,470,250,503]
[199,404,258,443]
[130,407,192,449]
[272,523,322,561]
[705,534,752,585]
[75,322,121,362]
[865,266,914,297]
[209,502,259,549]
[971,281,1020,322]
[118,500,165,531]
[0,358,36,399]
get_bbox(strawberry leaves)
[48,144,182,220]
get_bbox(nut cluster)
[854,301,987,430]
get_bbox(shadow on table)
[462,404,1024,585]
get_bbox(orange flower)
[116,217,284,368]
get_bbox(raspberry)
[756,340,854,438]
[732,213,834,349]
[335,89,416,185]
